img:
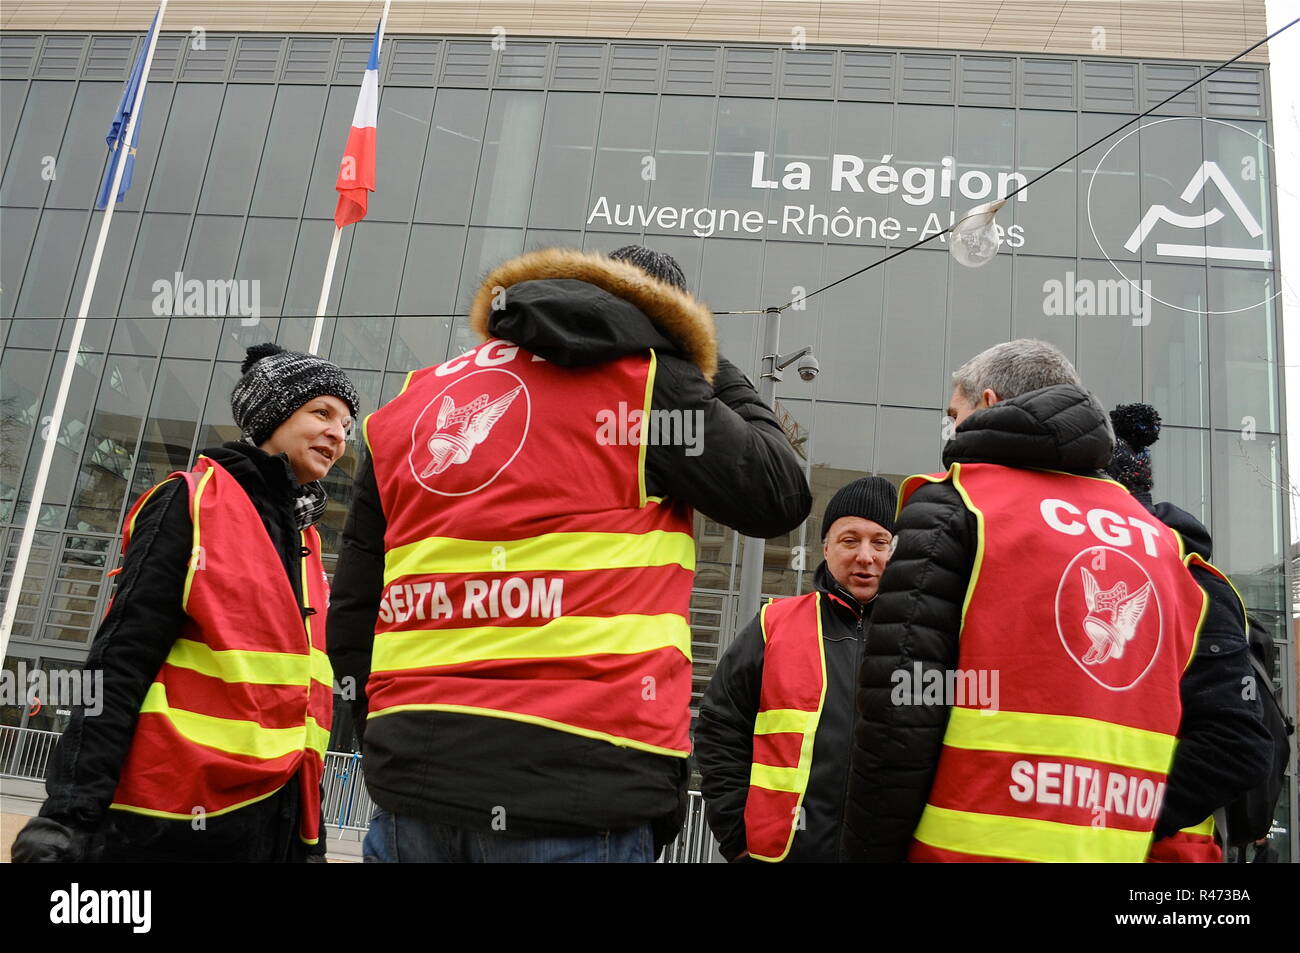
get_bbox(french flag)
[334,24,383,229]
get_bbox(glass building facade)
[0,30,1293,858]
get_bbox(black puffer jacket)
[1146,502,1271,842]
[18,443,326,863]
[327,249,811,850]
[696,563,869,862]
[840,384,1272,862]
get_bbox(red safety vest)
[363,338,695,756]
[108,457,333,845]
[745,592,827,862]
[1148,816,1221,863]
[901,463,1209,863]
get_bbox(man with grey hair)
[841,339,1221,863]
[949,339,1083,419]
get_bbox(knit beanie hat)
[609,245,687,290]
[821,476,898,538]
[1105,403,1161,504]
[230,343,361,446]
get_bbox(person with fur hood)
[328,245,811,862]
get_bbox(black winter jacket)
[23,442,327,863]
[696,562,869,862]
[840,384,1272,862]
[327,249,812,848]
[1146,502,1271,842]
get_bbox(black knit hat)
[821,476,898,538]
[230,343,361,446]
[1105,403,1161,504]
[609,245,687,290]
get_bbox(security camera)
[796,353,820,382]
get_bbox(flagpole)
[310,225,342,354]
[310,0,391,356]
[0,1,168,660]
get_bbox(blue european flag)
[95,9,159,209]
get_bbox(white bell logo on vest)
[407,363,532,497]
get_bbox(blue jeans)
[363,808,656,863]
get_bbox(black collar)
[201,441,300,503]
[814,561,866,621]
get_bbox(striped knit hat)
[609,245,687,290]
[230,343,360,446]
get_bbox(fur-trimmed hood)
[467,248,718,381]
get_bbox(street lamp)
[735,308,818,637]
[949,198,1006,268]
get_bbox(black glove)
[11,816,92,863]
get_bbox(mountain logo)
[1123,160,1270,264]
[1085,117,1278,314]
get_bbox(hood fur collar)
[468,248,719,381]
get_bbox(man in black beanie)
[696,476,898,862]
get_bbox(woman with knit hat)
[13,344,360,864]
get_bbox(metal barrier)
[321,750,375,832]
[661,790,718,863]
[0,725,61,780]
[1,726,720,862]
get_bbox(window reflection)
[471,91,545,228]
[1212,430,1284,615]
[196,361,242,450]
[68,355,157,533]
[17,350,105,514]
[1,347,55,522]
[130,357,208,498]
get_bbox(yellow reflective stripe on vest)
[637,350,656,507]
[305,718,330,756]
[915,804,1153,863]
[749,763,806,794]
[372,613,692,671]
[165,639,329,687]
[944,706,1177,774]
[141,683,328,761]
[382,530,695,585]
[310,647,333,687]
[1183,815,1215,837]
[180,464,216,611]
[112,785,283,822]
[755,708,818,735]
